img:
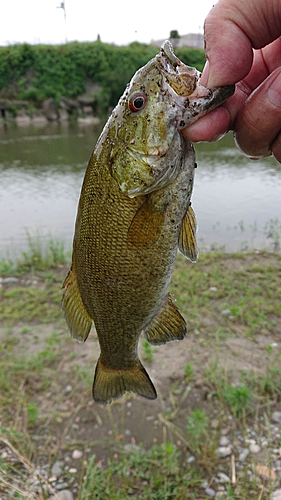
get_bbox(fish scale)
[62,40,234,404]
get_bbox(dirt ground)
[1,253,281,498]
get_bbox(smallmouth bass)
[62,41,234,404]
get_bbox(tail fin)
[93,358,157,404]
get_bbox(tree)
[170,30,180,39]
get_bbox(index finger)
[204,0,281,87]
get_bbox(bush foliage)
[0,41,205,111]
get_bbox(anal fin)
[93,358,157,404]
[144,293,186,346]
[179,204,198,262]
[62,268,93,342]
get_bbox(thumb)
[204,0,281,87]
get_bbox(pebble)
[65,385,72,394]
[49,491,73,500]
[56,483,69,490]
[51,461,63,478]
[219,436,230,446]
[72,449,83,459]
[221,309,230,315]
[124,443,141,454]
[216,446,232,458]
[249,443,261,454]
[211,419,220,429]
[272,489,281,500]
[187,455,195,463]
[1,277,19,284]
[205,487,216,497]
[217,472,230,483]
[272,412,281,424]
[256,465,277,480]
[239,448,249,461]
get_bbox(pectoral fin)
[179,204,198,262]
[144,293,186,346]
[128,198,165,248]
[62,268,93,342]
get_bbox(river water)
[1,120,281,258]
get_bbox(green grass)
[0,232,70,276]
[77,443,202,500]
[142,340,154,363]
[1,249,281,499]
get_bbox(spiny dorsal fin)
[144,293,186,346]
[179,204,198,262]
[93,358,157,404]
[127,198,165,248]
[62,268,93,342]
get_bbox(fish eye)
[129,93,147,112]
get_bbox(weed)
[142,340,154,363]
[77,443,201,500]
[27,402,39,428]
[223,384,253,417]
[0,232,70,276]
[184,363,194,383]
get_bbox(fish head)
[156,40,235,129]
[109,41,234,197]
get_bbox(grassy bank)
[1,248,281,499]
[0,41,205,112]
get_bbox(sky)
[0,0,217,46]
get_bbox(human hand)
[182,0,281,163]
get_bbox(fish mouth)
[156,40,200,97]
[156,40,235,125]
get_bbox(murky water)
[1,120,281,258]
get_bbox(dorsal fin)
[178,204,198,262]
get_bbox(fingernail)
[200,60,209,87]
[268,72,281,108]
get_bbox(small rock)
[209,287,218,292]
[72,449,83,460]
[216,446,232,458]
[2,277,19,284]
[219,436,230,446]
[187,455,195,463]
[272,489,281,500]
[272,412,281,424]
[221,309,230,315]
[217,472,230,483]
[69,468,77,473]
[256,465,277,480]
[211,419,220,429]
[49,491,73,500]
[124,444,141,454]
[205,487,216,497]
[249,443,261,454]
[239,448,249,461]
[56,483,69,490]
[65,385,72,394]
[51,461,63,478]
